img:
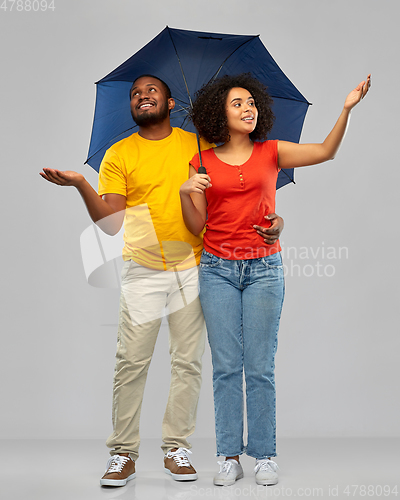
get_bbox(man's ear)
[168,98,175,111]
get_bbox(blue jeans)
[199,250,285,459]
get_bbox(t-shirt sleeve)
[270,139,279,172]
[98,148,127,197]
[190,152,201,172]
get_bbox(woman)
[179,73,370,486]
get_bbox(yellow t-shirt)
[98,128,212,271]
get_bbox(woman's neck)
[214,134,254,165]
[219,133,253,154]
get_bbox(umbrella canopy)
[86,26,310,189]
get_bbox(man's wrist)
[75,176,88,191]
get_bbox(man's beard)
[131,101,169,127]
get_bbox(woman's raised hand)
[180,174,212,196]
[344,74,371,110]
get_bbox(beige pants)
[106,260,205,461]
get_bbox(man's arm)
[253,213,284,245]
[40,169,126,235]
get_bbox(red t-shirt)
[190,140,281,260]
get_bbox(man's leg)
[161,266,205,480]
[106,261,169,462]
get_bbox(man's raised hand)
[40,168,84,187]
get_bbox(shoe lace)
[166,447,193,467]
[254,459,279,473]
[105,455,130,473]
[217,460,233,473]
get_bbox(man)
[40,75,284,486]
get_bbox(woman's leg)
[242,253,285,459]
[199,252,244,457]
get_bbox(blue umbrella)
[86,26,310,189]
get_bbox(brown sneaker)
[100,454,136,486]
[164,447,198,481]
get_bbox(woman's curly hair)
[191,73,275,144]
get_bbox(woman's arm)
[278,75,371,169]
[179,165,210,235]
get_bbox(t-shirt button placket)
[239,169,244,188]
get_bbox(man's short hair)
[130,75,172,100]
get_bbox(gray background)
[1,0,399,445]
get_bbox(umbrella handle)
[195,132,207,174]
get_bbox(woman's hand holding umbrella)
[180,173,212,195]
[179,170,211,236]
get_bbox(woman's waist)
[203,233,281,260]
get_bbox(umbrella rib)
[172,96,190,106]
[179,114,191,129]
[208,37,257,84]
[171,104,190,114]
[280,168,296,184]
[168,28,209,170]
[269,95,312,104]
[85,125,138,164]
[208,36,311,105]
[167,28,194,108]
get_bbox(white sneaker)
[214,459,244,486]
[254,458,279,485]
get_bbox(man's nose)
[138,91,150,100]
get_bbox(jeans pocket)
[200,250,222,268]
[261,252,283,269]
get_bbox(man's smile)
[138,101,156,110]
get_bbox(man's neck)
[138,121,173,141]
